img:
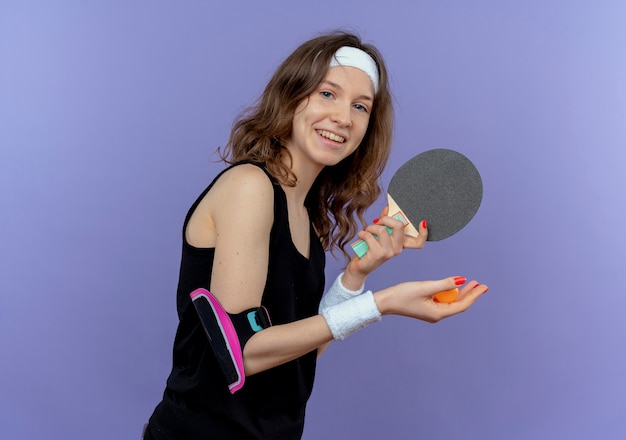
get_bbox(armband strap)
[189,288,271,393]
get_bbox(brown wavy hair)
[220,31,393,260]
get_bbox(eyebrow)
[320,80,374,102]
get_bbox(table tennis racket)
[351,148,483,258]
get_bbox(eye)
[353,103,369,113]
[320,90,334,99]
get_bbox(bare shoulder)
[210,164,274,206]
[208,164,274,232]
[186,164,274,248]
[213,163,273,195]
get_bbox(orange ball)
[433,287,459,304]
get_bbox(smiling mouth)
[316,129,345,143]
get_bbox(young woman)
[143,31,487,440]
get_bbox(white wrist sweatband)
[319,272,364,312]
[321,291,382,341]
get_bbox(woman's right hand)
[374,277,488,323]
[342,206,428,290]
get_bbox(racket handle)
[350,212,407,258]
[351,238,372,258]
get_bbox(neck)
[280,154,323,207]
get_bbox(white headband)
[329,46,379,93]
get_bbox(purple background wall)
[2,1,625,439]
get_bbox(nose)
[331,103,352,127]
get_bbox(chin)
[316,155,347,168]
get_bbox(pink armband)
[190,288,271,393]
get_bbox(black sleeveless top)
[145,163,326,439]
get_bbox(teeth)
[317,129,345,143]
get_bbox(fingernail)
[472,283,480,289]
[421,220,427,229]
[373,218,379,224]
[454,276,466,285]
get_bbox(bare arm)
[202,165,333,375]
[244,315,333,375]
